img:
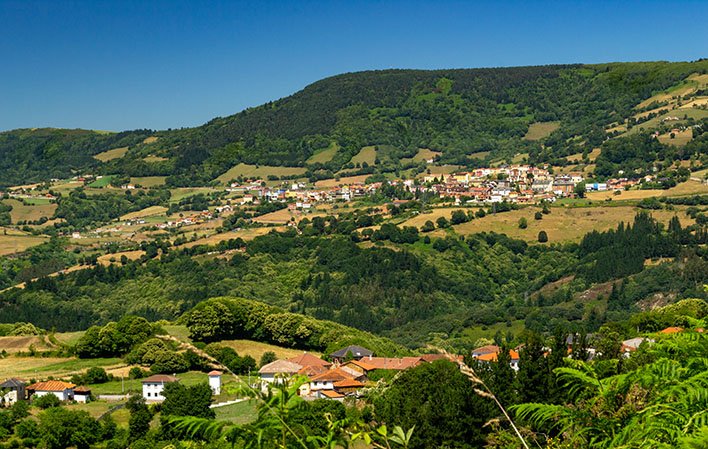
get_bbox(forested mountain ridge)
[1,60,706,187]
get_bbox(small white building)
[73,386,91,403]
[208,371,222,395]
[141,374,179,402]
[1,379,26,406]
[258,360,302,385]
[27,381,75,401]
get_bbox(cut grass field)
[625,108,708,135]
[565,148,601,162]
[0,233,48,256]
[93,147,128,162]
[315,175,370,187]
[0,335,53,353]
[143,136,159,144]
[169,187,220,203]
[97,250,145,266]
[402,148,441,164]
[350,146,377,165]
[586,180,708,201]
[2,199,56,223]
[177,227,282,248]
[447,206,695,243]
[142,155,169,162]
[120,205,168,221]
[131,176,167,187]
[215,164,307,184]
[657,128,693,147]
[218,339,318,362]
[306,143,339,164]
[467,151,491,160]
[523,121,560,141]
[0,357,123,380]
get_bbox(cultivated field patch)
[523,121,560,140]
[215,164,307,184]
[306,143,339,164]
[2,199,56,223]
[350,146,377,165]
[93,147,128,162]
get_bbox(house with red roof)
[27,381,76,402]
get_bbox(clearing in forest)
[523,121,560,140]
[93,147,128,162]
[307,143,339,164]
[350,146,377,165]
[215,164,307,184]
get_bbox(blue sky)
[1,0,706,132]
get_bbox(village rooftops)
[27,380,76,392]
[258,360,303,375]
[141,375,179,384]
[319,390,345,399]
[333,379,365,388]
[471,345,500,356]
[287,353,331,368]
[310,368,355,383]
[330,345,374,359]
[475,350,520,363]
[208,370,223,376]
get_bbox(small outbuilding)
[1,378,26,406]
[141,374,179,402]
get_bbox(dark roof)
[0,378,25,389]
[74,386,91,394]
[330,345,374,358]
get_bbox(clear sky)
[1,0,706,132]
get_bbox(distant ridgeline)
[1,60,707,187]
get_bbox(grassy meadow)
[523,121,560,140]
[93,147,128,162]
[215,164,307,184]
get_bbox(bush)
[538,231,549,243]
[421,220,435,232]
[518,217,528,229]
[84,367,109,384]
[260,351,277,367]
[33,394,61,409]
[128,367,147,379]
[534,211,543,220]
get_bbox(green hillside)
[2,61,707,187]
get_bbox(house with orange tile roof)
[27,380,76,401]
[474,350,520,371]
[659,326,683,334]
[287,353,331,369]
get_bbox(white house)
[208,371,222,395]
[258,360,302,385]
[141,374,179,401]
[1,378,26,406]
[73,386,91,403]
[27,381,75,401]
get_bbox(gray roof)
[330,345,374,358]
[1,378,25,389]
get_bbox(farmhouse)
[27,380,76,401]
[73,386,91,403]
[141,374,178,401]
[0,378,26,406]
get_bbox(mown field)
[350,146,377,165]
[306,143,339,164]
[93,147,128,162]
[215,163,307,184]
[218,339,318,361]
[131,176,167,187]
[2,199,56,222]
[402,148,441,164]
[523,121,560,140]
[0,232,48,256]
[403,205,695,243]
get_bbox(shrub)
[33,394,61,409]
[534,211,543,220]
[518,217,528,229]
[538,231,549,243]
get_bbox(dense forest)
[1,212,705,349]
[1,60,706,187]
